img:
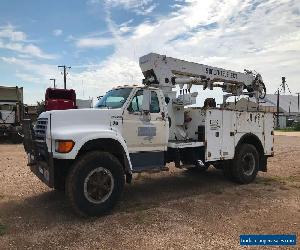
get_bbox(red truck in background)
[37,88,92,116]
[45,88,77,111]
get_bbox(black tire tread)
[65,151,125,217]
[231,143,259,184]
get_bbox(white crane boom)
[139,53,266,99]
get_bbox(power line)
[58,65,71,89]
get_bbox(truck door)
[123,89,167,152]
[122,89,168,170]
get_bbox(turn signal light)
[55,140,75,153]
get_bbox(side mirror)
[142,89,151,114]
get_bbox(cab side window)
[127,90,160,113]
[128,90,143,112]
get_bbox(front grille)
[34,118,48,141]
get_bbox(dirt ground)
[0,136,299,250]
[275,131,300,137]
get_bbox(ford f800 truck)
[23,53,273,216]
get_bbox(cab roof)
[111,84,158,90]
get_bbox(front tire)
[65,151,125,217]
[231,144,259,184]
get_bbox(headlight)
[55,140,75,153]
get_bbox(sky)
[0,0,299,105]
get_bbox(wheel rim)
[84,167,114,204]
[241,153,255,176]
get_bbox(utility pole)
[276,89,280,128]
[58,65,71,89]
[282,77,286,95]
[296,93,300,113]
[50,78,56,88]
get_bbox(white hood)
[39,108,123,139]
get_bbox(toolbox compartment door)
[205,109,222,161]
[221,110,236,159]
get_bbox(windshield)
[95,88,132,109]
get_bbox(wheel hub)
[84,167,114,204]
[242,153,255,176]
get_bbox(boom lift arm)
[139,53,266,100]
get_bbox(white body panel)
[39,109,133,170]
[40,109,123,156]
[264,112,274,154]
[221,110,236,160]
[205,110,222,161]
[202,109,273,162]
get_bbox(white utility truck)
[23,53,274,216]
[0,86,24,142]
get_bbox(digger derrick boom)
[139,53,266,99]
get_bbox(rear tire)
[65,151,125,217]
[231,144,259,184]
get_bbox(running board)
[132,166,169,173]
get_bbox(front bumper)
[27,152,55,188]
[23,119,54,188]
